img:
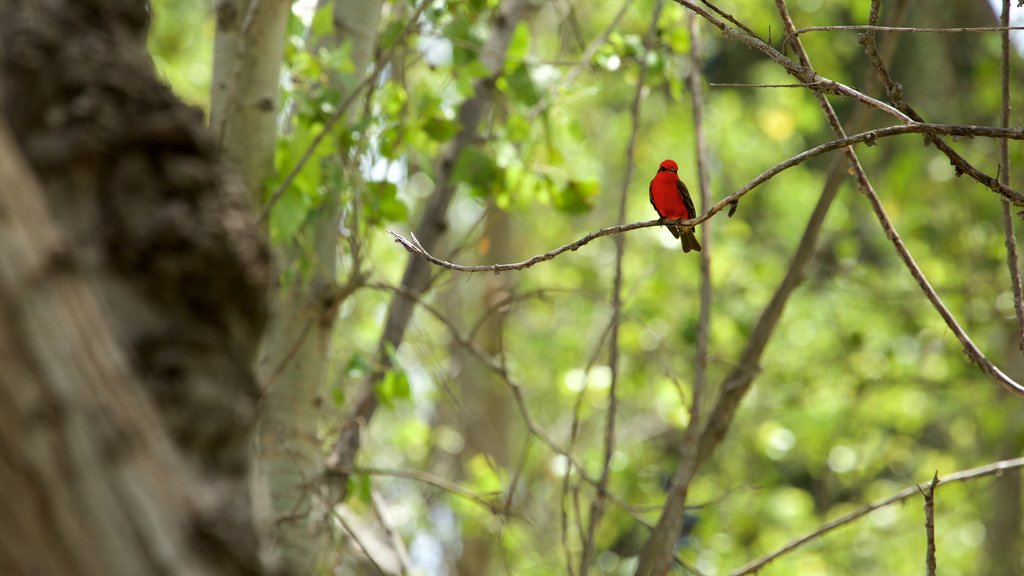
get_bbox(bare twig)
[672,0,913,122]
[999,0,1024,351]
[364,283,703,576]
[333,509,387,576]
[387,123,1024,274]
[348,467,504,514]
[370,491,412,576]
[681,0,1024,205]
[635,4,863,570]
[698,0,760,39]
[327,0,532,498]
[580,5,662,573]
[846,3,1024,397]
[785,24,1024,46]
[732,457,1024,575]
[921,473,939,576]
[688,10,712,420]
[708,82,823,88]
[858,0,1024,213]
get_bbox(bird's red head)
[658,159,679,173]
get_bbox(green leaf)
[310,4,334,38]
[345,353,371,378]
[377,369,411,408]
[422,115,460,142]
[504,65,540,106]
[451,145,501,197]
[347,474,372,504]
[365,180,408,224]
[507,21,530,64]
[269,189,308,241]
[552,178,600,214]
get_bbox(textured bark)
[252,0,383,571]
[0,0,269,574]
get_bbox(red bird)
[649,159,701,253]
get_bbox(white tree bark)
[211,0,292,195]
[250,1,384,571]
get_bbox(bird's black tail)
[680,230,702,253]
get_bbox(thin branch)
[327,0,532,499]
[708,82,823,88]
[785,24,1024,46]
[347,467,504,514]
[698,0,761,39]
[999,0,1024,351]
[333,509,387,576]
[370,491,413,576]
[681,0,1024,205]
[732,457,1024,575]
[362,282,703,576]
[672,0,913,123]
[581,5,662,573]
[387,123,1024,273]
[921,473,939,576]
[635,6,867,564]
[847,3,1024,397]
[857,0,1024,214]
[688,9,712,423]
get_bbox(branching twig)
[844,3,1024,397]
[363,282,704,576]
[998,0,1024,351]
[388,123,1024,274]
[581,5,662,573]
[680,0,1024,205]
[731,457,1024,575]
[672,0,912,122]
[858,0,1024,213]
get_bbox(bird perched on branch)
[649,159,701,253]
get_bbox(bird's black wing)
[648,181,664,218]
[676,179,697,221]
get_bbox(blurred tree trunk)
[982,335,1024,574]
[218,0,384,571]
[449,206,519,575]
[0,1,269,574]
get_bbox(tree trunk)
[210,0,292,195]
[250,0,383,571]
[0,1,269,573]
